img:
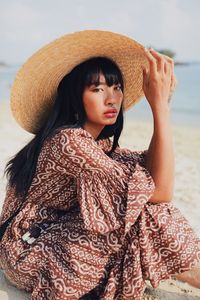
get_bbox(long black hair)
[5,57,124,199]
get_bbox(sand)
[0,100,200,299]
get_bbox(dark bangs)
[83,57,124,91]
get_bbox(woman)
[0,30,199,300]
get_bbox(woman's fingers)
[143,47,176,109]
[144,48,158,75]
[146,48,174,75]
[162,54,177,92]
[165,59,172,76]
[170,73,177,92]
[154,52,174,66]
[149,48,165,71]
[170,59,177,91]
[162,54,174,64]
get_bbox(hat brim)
[11,30,148,133]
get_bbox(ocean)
[0,63,200,126]
[126,63,200,126]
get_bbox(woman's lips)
[104,108,117,114]
[104,110,118,118]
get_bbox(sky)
[0,0,200,64]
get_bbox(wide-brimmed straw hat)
[11,29,148,133]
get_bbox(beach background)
[0,0,200,299]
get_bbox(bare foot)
[175,266,200,289]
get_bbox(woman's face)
[82,73,123,138]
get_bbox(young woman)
[0,30,199,300]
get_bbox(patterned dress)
[0,127,199,300]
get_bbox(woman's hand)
[143,48,177,113]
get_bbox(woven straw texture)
[11,30,148,133]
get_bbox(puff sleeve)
[48,128,155,234]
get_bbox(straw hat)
[11,29,148,133]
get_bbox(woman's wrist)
[152,107,172,133]
[151,103,171,119]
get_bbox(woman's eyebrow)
[89,82,121,87]
[95,82,121,85]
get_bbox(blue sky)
[0,0,200,64]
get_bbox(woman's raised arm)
[143,48,177,203]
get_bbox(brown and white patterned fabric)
[0,127,199,300]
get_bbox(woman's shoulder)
[42,126,106,158]
[52,126,94,141]
[50,126,112,152]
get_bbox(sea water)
[126,63,200,126]
[0,63,200,126]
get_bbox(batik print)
[0,127,199,300]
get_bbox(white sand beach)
[0,100,200,299]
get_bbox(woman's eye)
[93,87,102,92]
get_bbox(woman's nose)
[106,99,115,106]
[105,89,116,105]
